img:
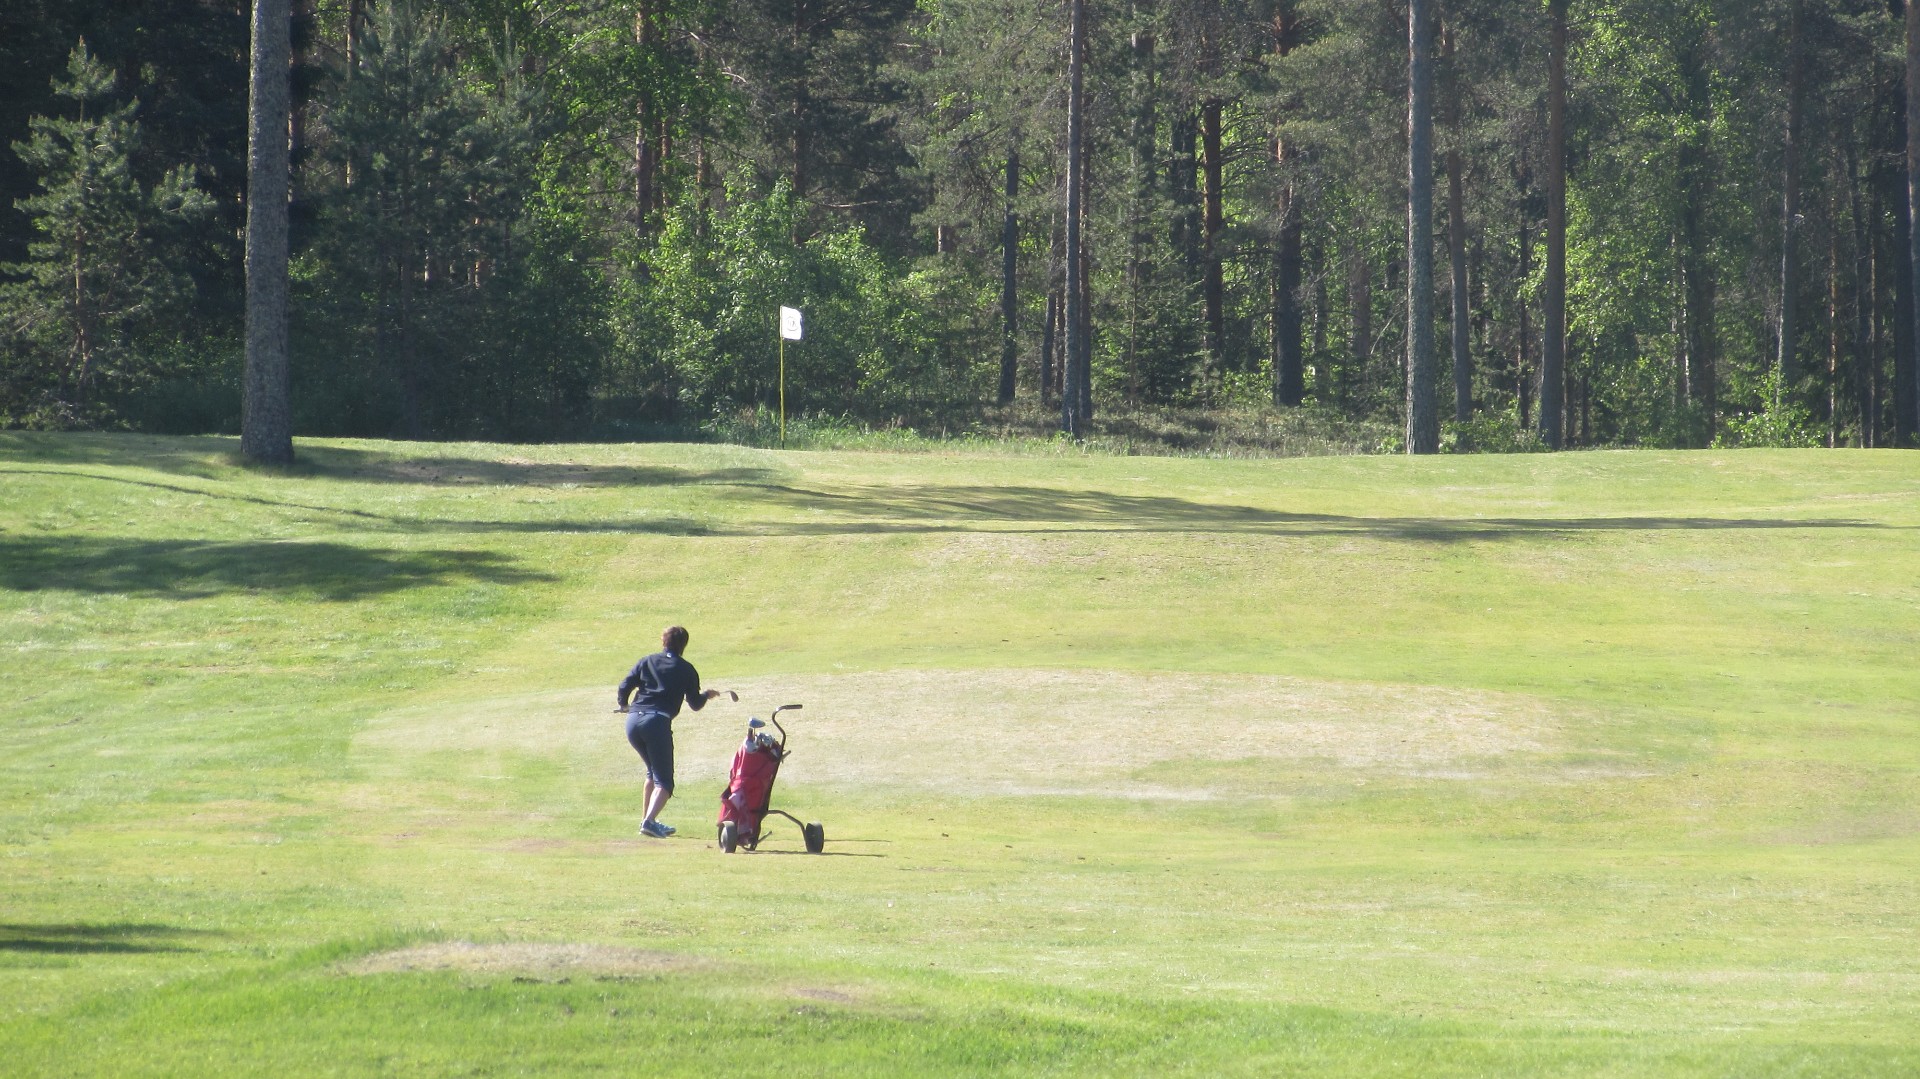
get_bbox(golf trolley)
[716,703,825,854]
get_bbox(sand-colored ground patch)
[356,669,1569,797]
[342,941,694,979]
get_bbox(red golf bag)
[715,706,823,853]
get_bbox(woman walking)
[617,625,729,837]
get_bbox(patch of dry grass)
[342,941,695,979]
[355,669,1571,797]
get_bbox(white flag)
[780,306,803,341]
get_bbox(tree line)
[3,0,1919,451]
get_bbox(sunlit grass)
[2,432,1917,1075]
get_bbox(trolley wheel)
[719,821,738,853]
[803,822,825,854]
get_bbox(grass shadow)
[0,433,777,489]
[3,458,1895,544]
[291,444,776,489]
[0,536,556,600]
[0,922,217,955]
[0,433,235,479]
[714,482,1888,542]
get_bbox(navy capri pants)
[625,710,675,792]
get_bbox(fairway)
[3,432,1918,1076]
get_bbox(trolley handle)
[770,703,802,745]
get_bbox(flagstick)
[779,335,786,447]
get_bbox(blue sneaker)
[641,820,675,838]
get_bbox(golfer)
[618,625,729,837]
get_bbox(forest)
[3,0,1919,451]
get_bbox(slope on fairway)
[2,433,1918,1077]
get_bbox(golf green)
[3,432,1917,1076]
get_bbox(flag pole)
[779,335,786,447]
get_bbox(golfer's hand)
[704,689,723,701]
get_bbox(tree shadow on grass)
[291,444,777,488]
[1,464,1894,544]
[717,482,1890,542]
[0,433,237,479]
[0,536,556,599]
[0,922,217,955]
[0,432,776,488]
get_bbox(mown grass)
[2,432,1917,1076]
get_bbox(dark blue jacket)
[618,650,706,718]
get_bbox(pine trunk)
[1041,289,1058,404]
[1779,0,1803,394]
[1274,146,1304,406]
[1673,23,1713,441]
[1273,9,1303,406]
[1127,12,1155,404]
[1443,26,1469,424]
[999,149,1019,404]
[1201,97,1225,378]
[1349,243,1370,404]
[1405,0,1438,453]
[1518,215,1532,430]
[635,2,658,240]
[243,0,294,464]
[1538,0,1566,449]
[1905,0,1920,443]
[1895,182,1916,442]
[1063,0,1090,436]
[1447,150,1468,423]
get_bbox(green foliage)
[621,178,978,423]
[0,41,209,428]
[299,0,603,440]
[1715,369,1823,448]
[1442,410,1548,453]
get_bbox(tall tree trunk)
[1906,0,1920,443]
[1853,167,1873,447]
[1172,112,1201,286]
[1778,0,1803,395]
[1538,0,1566,448]
[1042,289,1058,404]
[344,0,363,187]
[1443,25,1470,424]
[634,0,659,239]
[1348,242,1370,404]
[243,0,294,464]
[1274,141,1304,405]
[1201,96,1225,378]
[1078,142,1095,422]
[790,2,810,241]
[1896,177,1916,443]
[1405,0,1438,453]
[1675,22,1714,440]
[999,148,1020,404]
[1829,207,1841,446]
[1063,0,1090,435]
[1518,213,1533,430]
[1273,6,1304,406]
[1127,9,1155,405]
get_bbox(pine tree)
[1406,0,1438,453]
[1,41,208,427]
[317,0,543,438]
[244,0,293,462]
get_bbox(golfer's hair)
[662,625,690,654]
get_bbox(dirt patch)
[356,668,1567,797]
[342,941,695,980]
[790,986,860,1003]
